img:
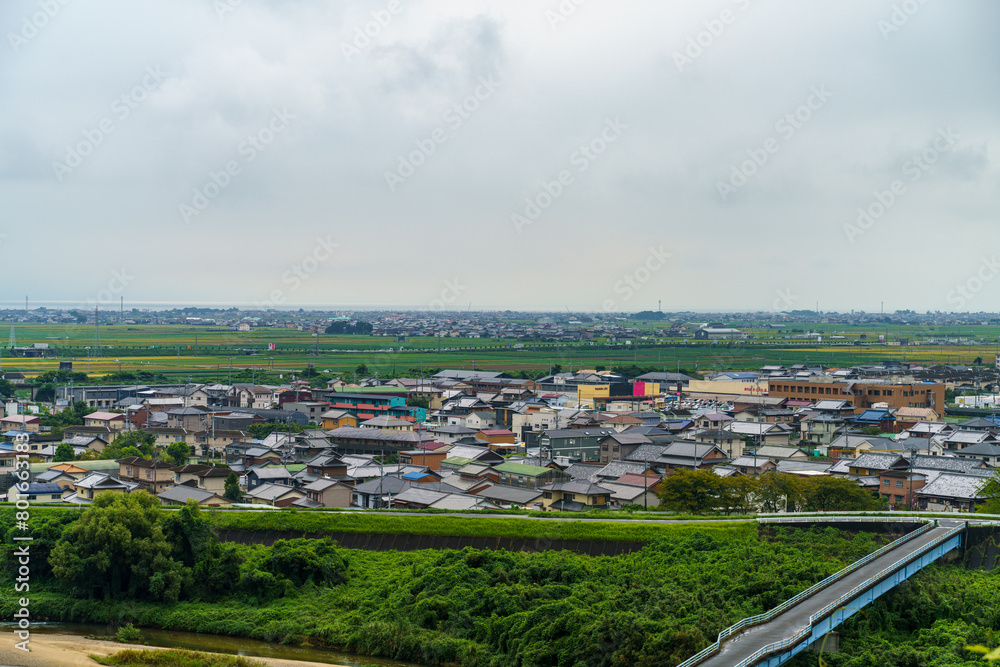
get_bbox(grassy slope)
[207,509,751,542]
[2,524,883,666]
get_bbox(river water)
[25,623,425,666]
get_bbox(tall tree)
[656,469,723,514]
[166,441,193,465]
[223,472,242,501]
[52,442,76,462]
[48,491,190,602]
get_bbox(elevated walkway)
[680,519,967,667]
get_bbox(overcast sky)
[2,0,998,313]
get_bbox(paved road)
[697,521,962,667]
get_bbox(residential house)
[598,431,652,464]
[157,485,231,507]
[850,409,896,433]
[245,466,293,490]
[464,411,497,430]
[493,462,571,489]
[725,421,794,446]
[600,473,662,508]
[752,445,809,461]
[300,478,352,507]
[939,430,999,453]
[695,411,734,430]
[878,469,927,509]
[475,429,517,450]
[360,417,413,431]
[398,449,449,470]
[797,413,850,446]
[165,407,208,431]
[240,386,275,409]
[687,429,744,459]
[603,413,646,432]
[0,415,40,433]
[116,457,175,493]
[84,411,127,432]
[68,472,136,503]
[954,442,1000,467]
[915,473,990,512]
[639,441,729,474]
[476,485,544,509]
[62,434,109,454]
[320,409,357,430]
[6,482,65,503]
[244,482,305,507]
[538,428,615,463]
[283,401,329,423]
[729,456,777,475]
[538,481,612,511]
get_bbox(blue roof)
[725,373,758,379]
[401,471,430,480]
[3,430,27,437]
[852,409,892,423]
[23,483,63,495]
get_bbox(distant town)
[4,306,1000,514]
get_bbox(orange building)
[766,380,943,412]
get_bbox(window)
[895,495,904,502]
[896,480,904,488]
[883,479,890,486]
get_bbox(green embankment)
[1,500,886,667]
[208,509,752,542]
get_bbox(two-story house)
[538,480,612,511]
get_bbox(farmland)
[1,321,999,384]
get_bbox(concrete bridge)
[679,517,983,667]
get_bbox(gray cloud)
[1,0,998,312]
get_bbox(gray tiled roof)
[625,444,672,462]
[594,461,649,479]
[539,480,613,495]
[916,473,989,501]
[562,463,603,483]
[477,485,543,504]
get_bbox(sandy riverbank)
[0,633,349,667]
